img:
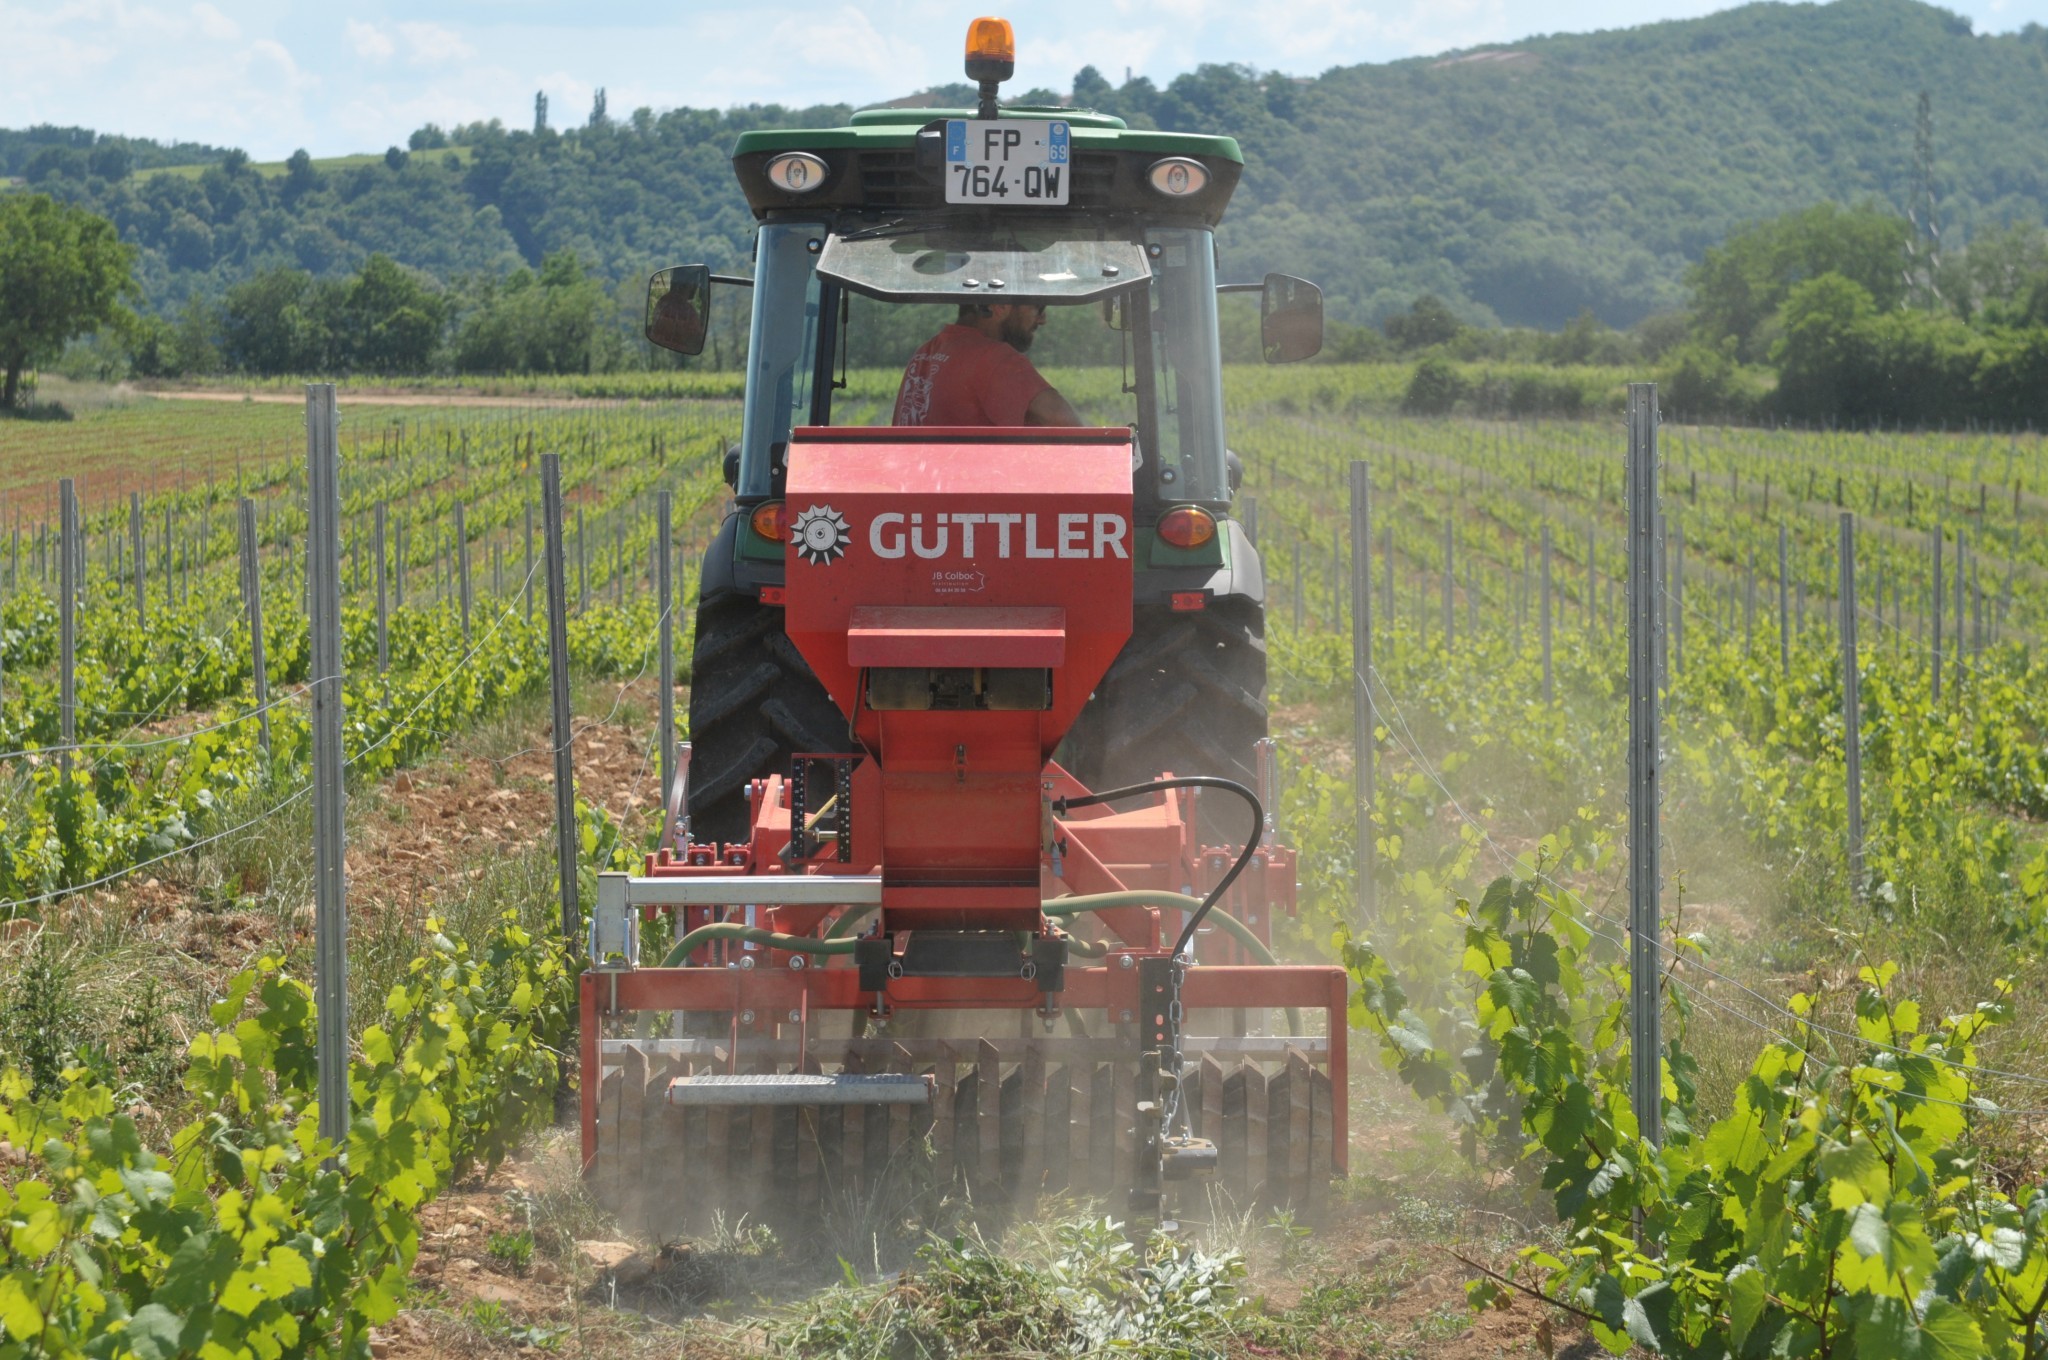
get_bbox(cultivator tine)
[650,1055,688,1238]
[839,1047,866,1199]
[1285,1048,1313,1207]
[1066,1063,1092,1198]
[622,1044,655,1237]
[1019,1045,1046,1204]
[1199,1053,1225,1163]
[750,1063,776,1217]
[977,1040,1002,1204]
[599,1062,624,1212]
[701,1069,728,1222]
[930,1048,956,1184]
[1244,1064,1269,1204]
[1112,1062,1135,1190]
[1309,1062,1333,1205]
[796,1056,822,1213]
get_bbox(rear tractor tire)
[1063,597,1269,843]
[685,591,855,847]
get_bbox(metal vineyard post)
[1625,384,1663,1150]
[543,454,579,941]
[306,384,350,1150]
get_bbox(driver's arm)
[1024,387,1083,426]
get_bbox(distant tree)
[384,146,409,171]
[534,90,548,134]
[220,266,330,374]
[282,149,321,203]
[1400,356,1465,414]
[1955,223,2048,324]
[409,124,449,151]
[221,148,251,176]
[86,142,131,181]
[1384,295,1464,351]
[589,88,608,127]
[452,250,604,373]
[0,194,135,407]
[338,255,445,373]
[1768,272,1878,420]
[1071,66,1116,106]
[24,147,86,183]
[1659,337,1752,419]
[1686,203,1910,361]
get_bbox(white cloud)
[250,37,314,90]
[397,20,474,65]
[346,19,395,62]
[190,1,237,40]
[763,6,909,89]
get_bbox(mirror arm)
[711,274,755,288]
[1215,283,1263,295]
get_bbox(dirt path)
[142,386,703,410]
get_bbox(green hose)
[666,890,1288,1023]
[825,903,877,939]
[1043,893,1298,1031]
[1038,891,1280,967]
[659,922,861,968]
[682,892,1277,967]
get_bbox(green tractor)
[648,17,1323,844]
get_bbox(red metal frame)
[580,427,1350,1189]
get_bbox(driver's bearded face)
[999,305,1046,353]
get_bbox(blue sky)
[3,0,2039,161]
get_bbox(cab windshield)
[734,219,1230,507]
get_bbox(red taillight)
[760,586,787,606]
[749,501,787,544]
[1170,592,1208,612]
[1157,506,1217,549]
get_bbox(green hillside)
[4,0,2046,330]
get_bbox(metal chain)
[1162,952,1190,1140]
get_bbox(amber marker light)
[750,501,787,544]
[1157,506,1218,549]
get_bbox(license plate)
[944,120,1070,205]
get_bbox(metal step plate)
[667,1072,932,1107]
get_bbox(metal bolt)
[1120,1009,1133,1023]
[739,1010,755,1025]
[1118,955,1135,970]
[787,1009,801,1023]
[789,954,806,970]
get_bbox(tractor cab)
[650,17,1323,846]
[646,141,1319,514]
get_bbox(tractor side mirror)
[1261,273,1323,364]
[1100,291,1135,333]
[646,265,711,355]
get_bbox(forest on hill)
[3,0,2046,333]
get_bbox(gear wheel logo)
[791,504,852,566]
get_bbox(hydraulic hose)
[1039,892,1276,966]
[658,894,1291,1022]
[659,921,860,968]
[825,891,1276,962]
[674,777,1266,973]
[1054,777,1264,959]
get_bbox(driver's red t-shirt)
[892,324,1052,427]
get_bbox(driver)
[893,302,1083,427]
